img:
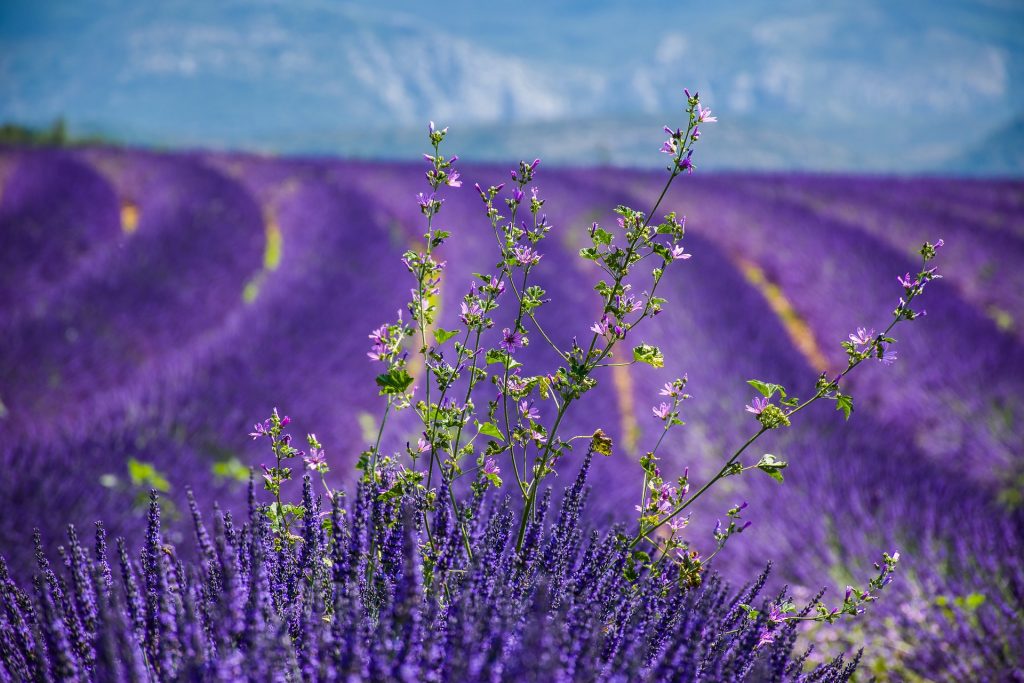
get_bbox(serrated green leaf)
[836,393,854,420]
[375,368,414,395]
[592,227,613,245]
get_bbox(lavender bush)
[0,90,956,680]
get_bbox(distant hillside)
[2,0,1022,175]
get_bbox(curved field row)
[0,149,1020,679]
[729,174,1024,339]
[0,151,123,324]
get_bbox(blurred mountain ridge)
[0,0,1021,174]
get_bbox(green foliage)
[633,343,665,368]
[756,454,788,483]
[747,379,786,399]
[434,328,460,345]
[376,368,414,395]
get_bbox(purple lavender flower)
[0,447,866,682]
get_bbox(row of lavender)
[1,147,1022,678]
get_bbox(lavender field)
[1,145,1022,679]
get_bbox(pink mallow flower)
[745,396,769,416]
[697,103,717,123]
[304,449,327,471]
[670,245,691,260]
[848,327,875,349]
[879,347,898,366]
[500,327,524,354]
[897,273,918,289]
[519,400,540,421]
[513,245,542,266]
[652,403,672,420]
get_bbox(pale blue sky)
[1,0,1021,173]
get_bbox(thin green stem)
[367,400,392,485]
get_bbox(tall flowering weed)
[0,90,946,681]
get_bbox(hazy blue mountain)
[1,0,1021,174]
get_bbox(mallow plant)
[0,90,942,681]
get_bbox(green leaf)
[739,603,760,619]
[836,393,854,420]
[747,379,786,399]
[632,343,665,368]
[375,368,414,395]
[377,480,405,501]
[756,453,788,483]
[475,420,505,442]
[591,227,614,245]
[434,328,459,345]
[632,551,652,565]
[485,348,522,369]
